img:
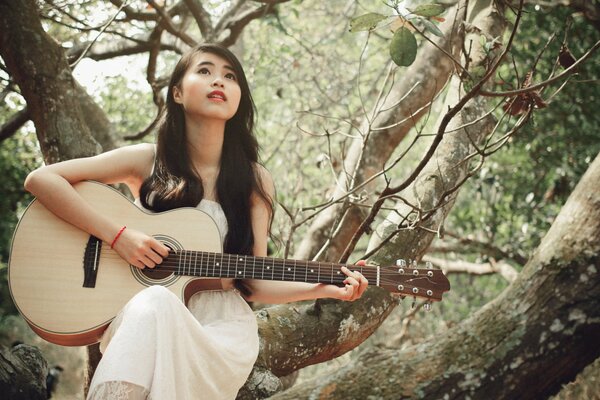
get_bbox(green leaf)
[408,4,445,17]
[389,27,417,67]
[421,18,443,37]
[349,13,387,32]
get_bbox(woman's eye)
[198,68,210,75]
[226,73,237,81]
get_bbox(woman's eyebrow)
[197,61,235,72]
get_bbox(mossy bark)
[0,344,47,400]
[270,152,600,399]
[0,0,116,163]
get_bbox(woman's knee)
[124,285,179,318]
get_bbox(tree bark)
[0,0,109,163]
[0,344,47,400]
[270,150,600,399]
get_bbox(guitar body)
[8,181,223,346]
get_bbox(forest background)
[0,0,599,399]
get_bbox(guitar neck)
[160,250,377,287]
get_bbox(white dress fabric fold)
[87,199,259,400]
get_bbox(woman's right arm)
[24,143,169,269]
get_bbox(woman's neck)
[184,115,225,170]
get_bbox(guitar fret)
[219,252,222,278]
[187,250,191,276]
[317,263,321,282]
[305,261,308,283]
[271,258,276,281]
[181,250,185,275]
[193,250,197,277]
[260,258,265,279]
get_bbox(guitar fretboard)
[164,250,374,286]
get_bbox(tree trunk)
[0,0,113,163]
[0,344,47,400]
[270,151,600,399]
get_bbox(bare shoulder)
[253,163,275,198]
[120,143,156,177]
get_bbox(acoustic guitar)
[8,181,450,346]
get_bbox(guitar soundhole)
[141,268,172,280]
[130,235,181,287]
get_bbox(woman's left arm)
[242,166,368,304]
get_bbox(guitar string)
[82,255,442,296]
[97,251,440,272]
[86,251,443,288]
[91,254,441,282]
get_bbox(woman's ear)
[173,86,183,104]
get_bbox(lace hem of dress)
[88,381,151,400]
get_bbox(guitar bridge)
[83,235,102,288]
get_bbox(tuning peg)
[426,261,433,269]
[396,259,406,267]
[424,302,432,312]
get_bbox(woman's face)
[173,52,242,122]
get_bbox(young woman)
[24,43,368,399]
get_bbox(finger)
[356,260,367,266]
[342,266,359,279]
[146,249,163,265]
[343,276,359,288]
[354,271,368,285]
[357,276,369,297]
[131,260,145,270]
[343,282,355,301]
[152,240,170,257]
[141,255,156,269]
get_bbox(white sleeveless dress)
[87,199,259,400]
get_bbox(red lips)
[208,90,226,101]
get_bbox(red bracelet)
[110,226,127,249]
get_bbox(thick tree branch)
[0,107,29,143]
[67,39,183,62]
[218,2,289,47]
[147,0,197,46]
[433,231,529,265]
[423,255,519,282]
[109,0,159,21]
[183,0,214,38]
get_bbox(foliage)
[445,5,600,264]
[0,130,40,316]
[349,1,446,66]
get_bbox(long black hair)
[139,43,273,296]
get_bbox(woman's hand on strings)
[111,228,170,270]
[322,260,369,301]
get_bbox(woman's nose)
[211,77,224,88]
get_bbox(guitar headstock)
[379,259,450,307]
